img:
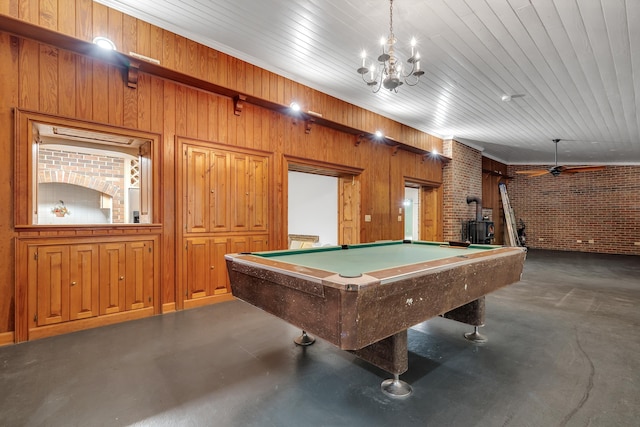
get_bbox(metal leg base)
[381,374,412,398]
[294,330,315,346]
[464,326,488,343]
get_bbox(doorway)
[404,181,443,242]
[288,171,338,246]
[404,187,420,240]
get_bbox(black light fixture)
[356,0,424,93]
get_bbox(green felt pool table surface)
[250,240,500,278]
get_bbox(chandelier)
[357,0,424,93]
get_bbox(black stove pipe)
[466,196,483,221]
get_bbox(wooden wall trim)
[176,135,272,157]
[28,307,155,341]
[13,108,163,227]
[285,155,364,177]
[0,331,15,346]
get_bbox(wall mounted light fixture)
[92,36,117,51]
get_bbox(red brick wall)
[507,165,640,255]
[39,148,126,222]
[443,140,483,241]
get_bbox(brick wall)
[39,148,126,222]
[507,165,640,255]
[443,140,483,241]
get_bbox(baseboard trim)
[0,331,15,346]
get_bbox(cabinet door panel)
[210,151,230,231]
[211,237,230,294]
[250,235,268,252]
[249,156,268,231]
[231,153,249,231]
[185,238,210,299]
[69,244,99,320]
[125,241,153,310]
[99,243,126,315]
[229,236,249,254]
[186,146,210,233]
[36,246,70,326]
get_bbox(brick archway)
[38,170,120,197]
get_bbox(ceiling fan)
[516,139,606,177]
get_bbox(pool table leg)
[464,326,488,343]
[349,330,412,398]
[442,297,488,343]
[294,330,316,346]
[381,374,412,398]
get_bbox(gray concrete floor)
[1,249,639,426]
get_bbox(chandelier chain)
[389,0,394,35]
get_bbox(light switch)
[365,215,371,222]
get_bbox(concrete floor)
[1,249,639,426]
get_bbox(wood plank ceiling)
[95,0,640,165]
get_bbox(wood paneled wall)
[0,1,444,341]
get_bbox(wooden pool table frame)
[225,241,526,396]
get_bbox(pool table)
[225,240,526,397]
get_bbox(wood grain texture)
[0,34,18,333]
[1,0,444,340]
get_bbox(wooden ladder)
[499,183,520,247]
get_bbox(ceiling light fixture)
[356,0,424,93]
[501,93,525,102]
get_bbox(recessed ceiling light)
[501,93,525,102]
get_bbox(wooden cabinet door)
[250,235,268,252]
[36,245,70,326]
[69,244,99,320]
[99,243,126,315]
[185,237,230,299]
[211,237,231,295]
[125,241,154,310]
[248,156,268,231]
[185,146,210,233]
[230,153,249,231]
[229,236,249,254]
[210,151,231,232]
[184,237,210,300]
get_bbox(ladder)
[499,183,520,247]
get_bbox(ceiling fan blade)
[560,165,606,173]
[516,169,550,177]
